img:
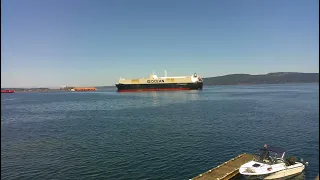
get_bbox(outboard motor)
[299,158,309,166]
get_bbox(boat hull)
[242,163,305,180]
[115,82,203,92]
[243,173,302,180]
[264,164,305,180]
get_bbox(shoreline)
[1,82,317,93]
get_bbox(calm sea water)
[1,84,319,180]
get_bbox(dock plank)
[191,153,256,180]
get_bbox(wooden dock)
[190,153,256,180]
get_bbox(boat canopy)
[258,146,286,161]
[260,146,286,154]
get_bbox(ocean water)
[1,83,319,180]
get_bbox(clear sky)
[1,0,319,88]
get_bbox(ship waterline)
[116,82,203,92]
[115,72,203,92]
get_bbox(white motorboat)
[239,145,308,180]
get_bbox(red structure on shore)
[1,89,15,93]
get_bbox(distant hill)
[203,72,319,85]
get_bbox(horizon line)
[1,71,318,89]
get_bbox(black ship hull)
[115,82,203,92]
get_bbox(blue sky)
[1,0,319,88]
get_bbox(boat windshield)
[268,151,284,159]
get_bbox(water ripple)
[1,84,318,180]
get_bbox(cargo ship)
[1,89,14,93]
[115,71,203,92]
